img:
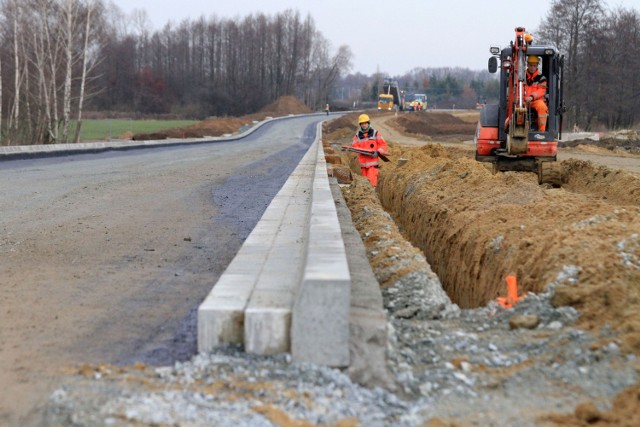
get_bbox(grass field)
[76,119,198,141]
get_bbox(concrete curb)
[198,121,354,367]
[197,131,316,353]
[291,139,351,367]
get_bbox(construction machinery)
[403,93,428,111]
[377,93,394,111]
[413,93,428,111]
[474,27,565,186]
[378,78,404,111]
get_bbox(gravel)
[43,265,637,427]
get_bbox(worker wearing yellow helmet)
[524,55,548,132]
[351,113,388,186]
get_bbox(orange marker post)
[497,275,524,308]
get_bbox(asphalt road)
[0,115,325,426]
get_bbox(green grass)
[76,119,198,142]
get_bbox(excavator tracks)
[538,161,562,187]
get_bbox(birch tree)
[9,0,20,142]
[73,0,96,143]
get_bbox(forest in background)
[0,0,637,145]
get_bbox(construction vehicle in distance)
[403,93,427,111]
[378,77,403,111]
[474,27,565,186]
[413,93,427,110]
[377,93,394,111]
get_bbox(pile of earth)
[325,110,479,144]
[394,112,477,139]
[325,111,640,352]
[323,111,640,424]
[560,131,640,154]
[132,96,312,141]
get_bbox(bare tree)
[0,3,356,140]
[538,0,605,127]
[0,45,3,144]
[73,0,97,143]
[9,0,20,142]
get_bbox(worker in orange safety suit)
[352,114,388,186]
[524,55,548,132]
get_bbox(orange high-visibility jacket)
[352,128,388,167]
[525,69,547,102]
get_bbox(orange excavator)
[474,27,565,186]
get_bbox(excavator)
[474,27,565,186]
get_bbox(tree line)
[0,1,351,145]
[538,0,640,130]
[0,0,637,146]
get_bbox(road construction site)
[4,98,640,426]
[326,110,640,424]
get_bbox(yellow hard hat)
[358,114,370,124]
[527,55,540,64]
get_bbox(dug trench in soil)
[323,111,640,425]
[323,111,640,355]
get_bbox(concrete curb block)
[198,120,353,367]
[197,134,317,354]
[243,145,315,355]
[291,139,351,367]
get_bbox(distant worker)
[352,114,388,187]
[524,55,548,132]
[325,103,330,116]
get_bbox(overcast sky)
[110,0,640,76]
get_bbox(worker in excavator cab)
[524,55,548,132]
[352,114,388,187]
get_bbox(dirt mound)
[378,143,640,352]
[133,96,310,140]
[394,112,477,138]
[259,95,312,115]
[560,136,640,154]
[325,117,640,356]
[326,113,640,424]
[324,114,358,143]
[562,159,640,206]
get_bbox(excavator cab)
[475,27,565,186]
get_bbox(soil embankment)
[324,110,640,425]
[325,110,640,352]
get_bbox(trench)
[325,120,640,319]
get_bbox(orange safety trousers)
[360,166,379,187]
[530,99,548,132]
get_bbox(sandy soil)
[323,110,640,425]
